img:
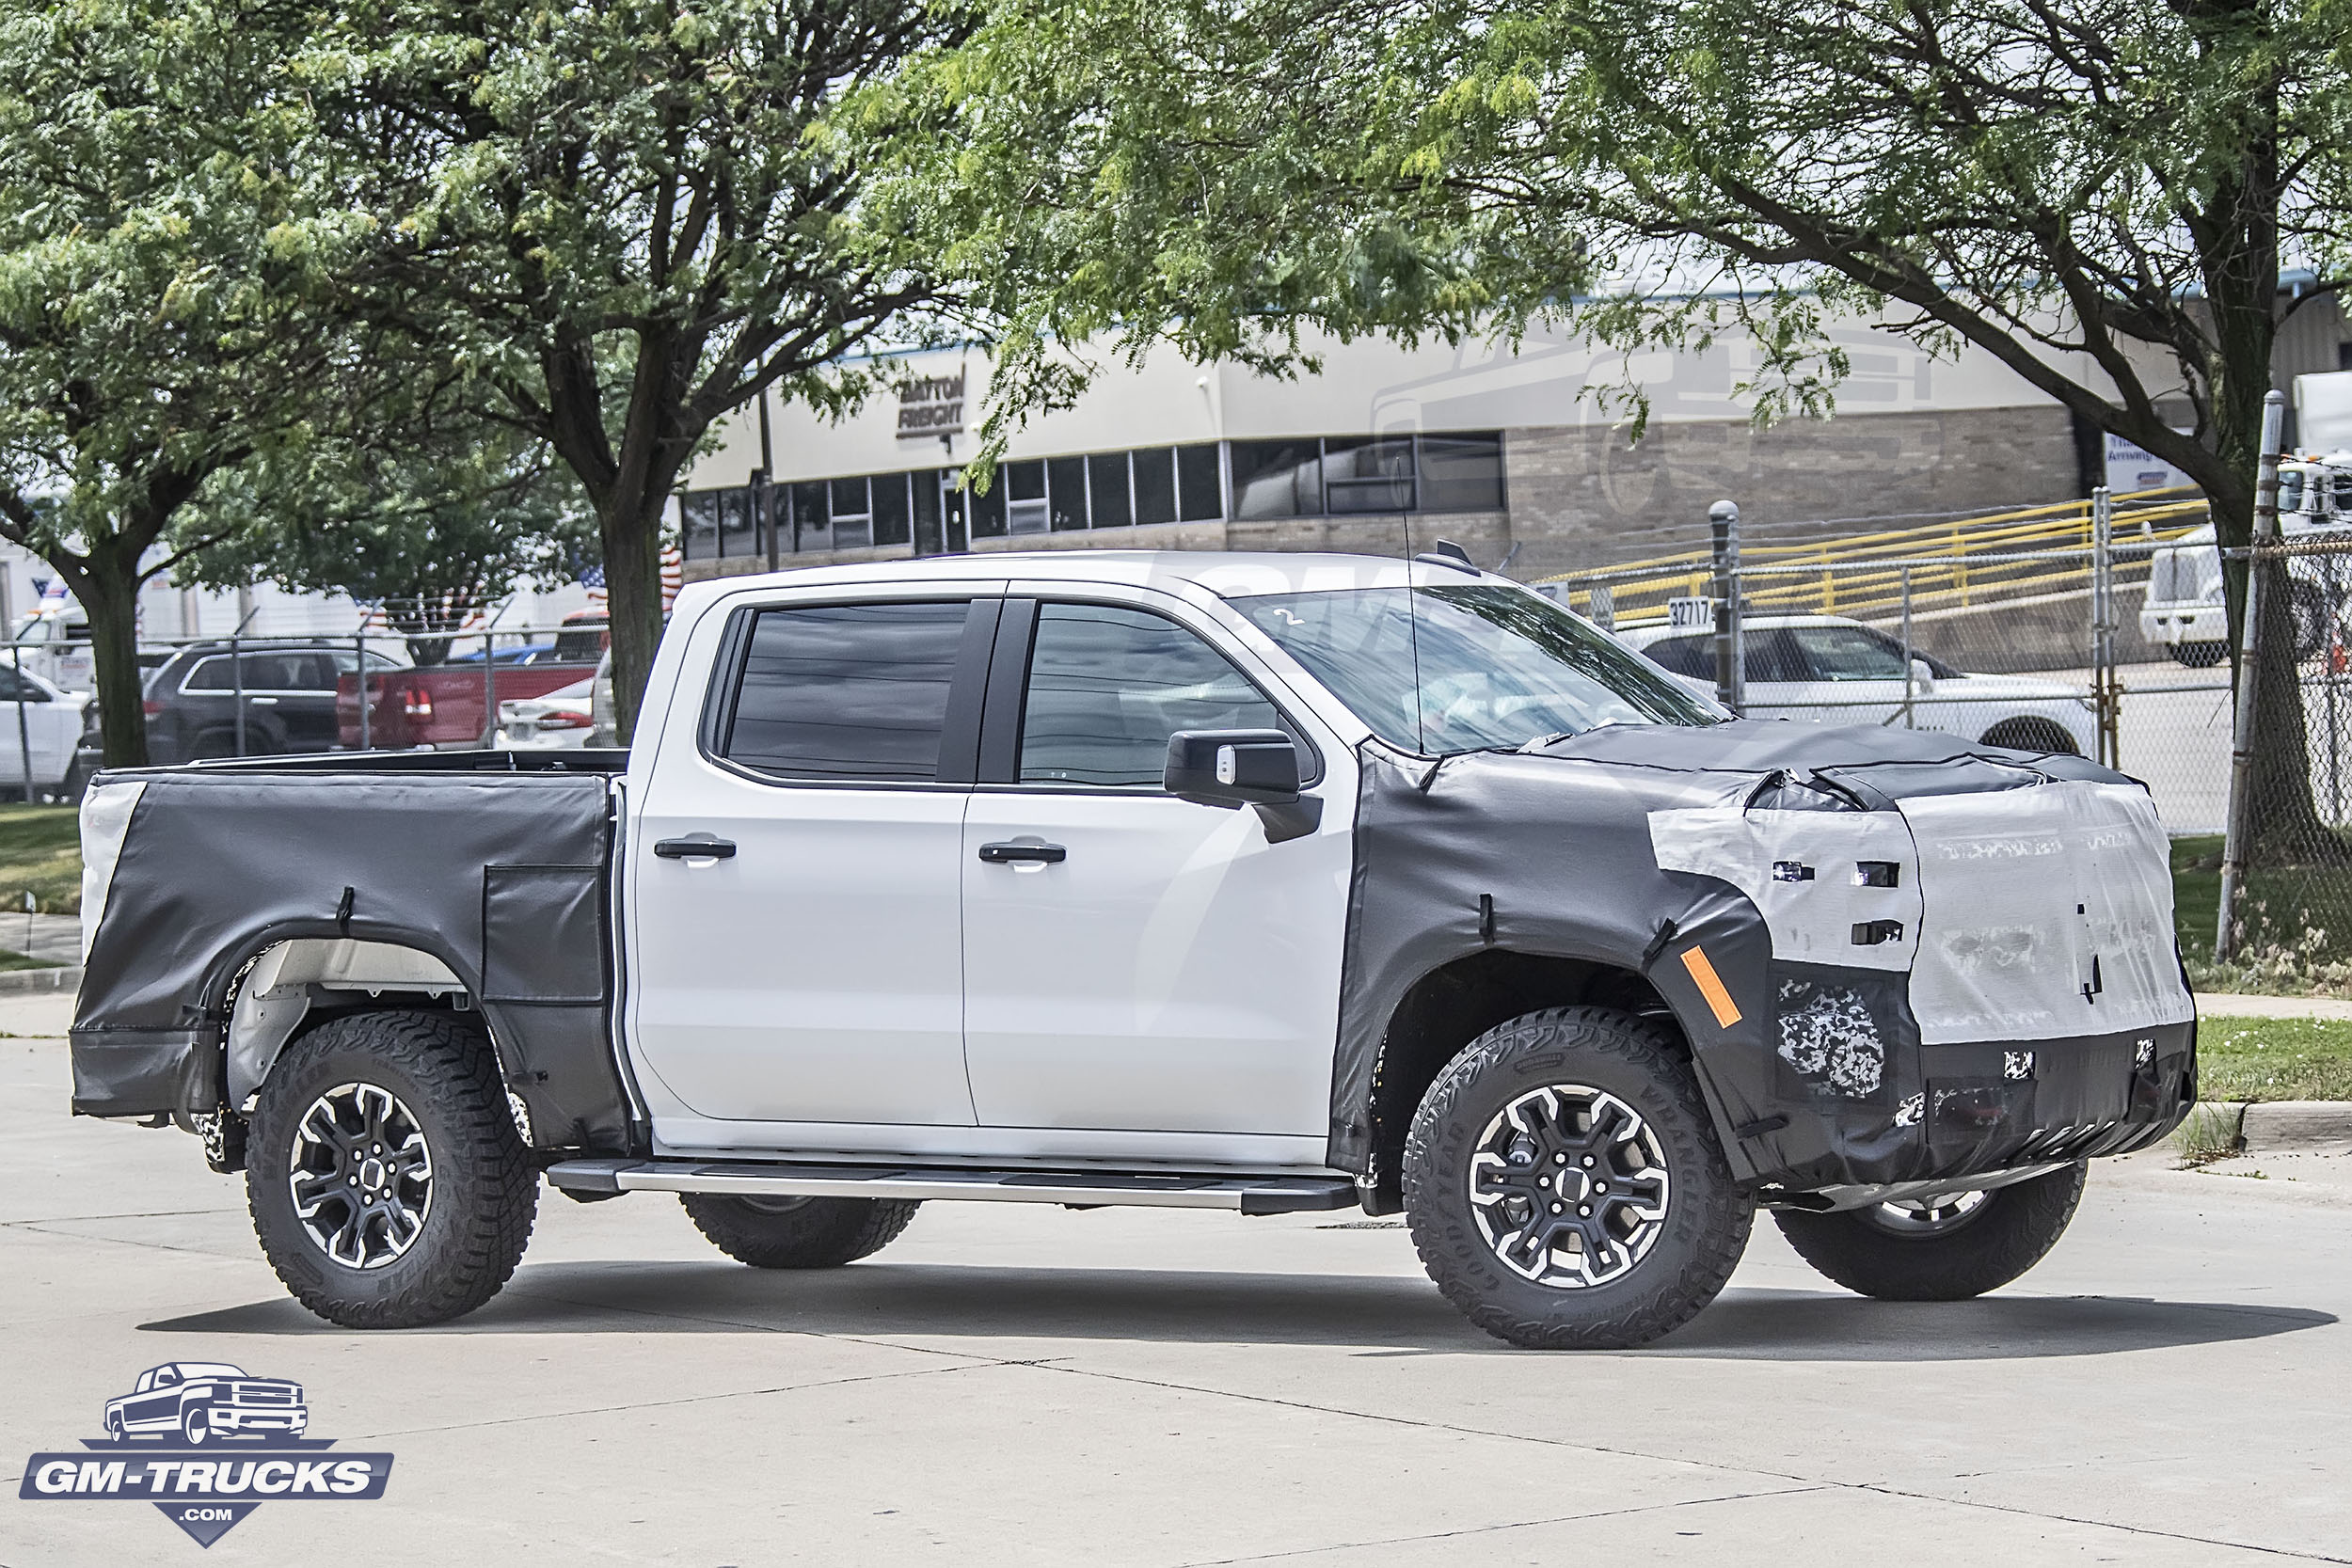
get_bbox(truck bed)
[73,755,634,1151]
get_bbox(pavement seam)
[349,1358,995,1442]
[1009,1360,2348,1563]
[1849,1481,2352,1564]
[1166,1485,1837,1565]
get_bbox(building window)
[830,476,873,549]
[1133,448,1178,525]
[872,472,913,547]
[678,432,1502,562]
[1231,440,1324,519]
[681,492,721,561]
[1418,434,1506,513]
[1005,460,1048,534]
[1176,443,1223,521]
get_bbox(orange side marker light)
[1678,945,1742,1028]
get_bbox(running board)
[544,1158,1359,1216]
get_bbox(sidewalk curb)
[0,965,79,996]
[2171,1100,2352,1158]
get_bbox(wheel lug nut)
[1581,1156,1595,1167]
[1596,1182,1609,1193]
[1550,1202,1564,1213]
[1554,1153,1567,1164]
[1538,1176,1549,1189]
[347,1175,358,1185]
[1579,1205,1591,1216]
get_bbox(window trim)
[693,595,999,791]
[974,595,1327,793]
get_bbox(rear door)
[959,593,1355,1156]
[627,593,995,1134]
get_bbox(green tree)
[0,0,357,766]
[301,0,969,740]
[183,419,597,664]
[881,0,2352,842]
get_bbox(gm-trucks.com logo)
[18,1363,393,1546]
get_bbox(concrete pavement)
[2,990,2347,1566]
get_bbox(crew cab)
[103,1363,307,1445]
[70,552,2197,1349]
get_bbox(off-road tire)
[247,1009,537,1328]
[1404,1006,1753,1350]
[680,1195,921,1269]
[1772,1162,2088,1301]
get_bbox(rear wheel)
[246,1010,537,1328]
[1404,1006,1752,1349]
[680,1194,921,1269]
[1772,1163,2087,1300]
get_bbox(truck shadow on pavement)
[142,1264,2336,1360]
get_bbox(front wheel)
[182,1405,211,1445]
[1772,1163,2087,1301]
[680,1194,921,1269]
[1404,1006,1753,1350]
[246,1010,537,1328]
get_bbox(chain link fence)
[1535,486,2352,990]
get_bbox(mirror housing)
[1908,657,1937,692]
[1164,729,1302,808]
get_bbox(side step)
[544,1158,1359,1217]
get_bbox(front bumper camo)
[1648,777,2198,1193]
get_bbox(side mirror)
[1908,657,1937,692]
[1164,729,1301,807]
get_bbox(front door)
[961,597,1353,1148]
[629,596,992,1132]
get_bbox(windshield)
[1234,585,1722,753]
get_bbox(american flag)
[578,546,684,612]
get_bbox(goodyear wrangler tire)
[1772,1162,2088,1302]
[1404,1006,1753,1350]
[680,1195,921,1269]
[246,1009,537,1329]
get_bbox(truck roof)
[681,549,1498,601]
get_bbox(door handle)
[248,695,278,705]
[978,841,1067,864]
[654,837,738,860]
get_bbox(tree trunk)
[56,546,151,771]
[596,483,672,747]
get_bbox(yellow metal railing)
[1538,488,2210,627]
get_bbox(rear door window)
[718,602,972,782]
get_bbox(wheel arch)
[1359,948,1692,1213]
[222,930,485,1108]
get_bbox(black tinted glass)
[723,602,970,782]
[1176,443,1223,520]
[1021,604,1284,787]
[1133,448,1177,525]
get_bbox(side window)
[0,667,42,703]
[1788,626,1906,681]
[1640,635,1709,678]
[151,1368,179,1388]
[181,657,232,692]
[720,601,970,782]
[1019,603,1288,787]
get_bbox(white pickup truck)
[71,551,2197,1349]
